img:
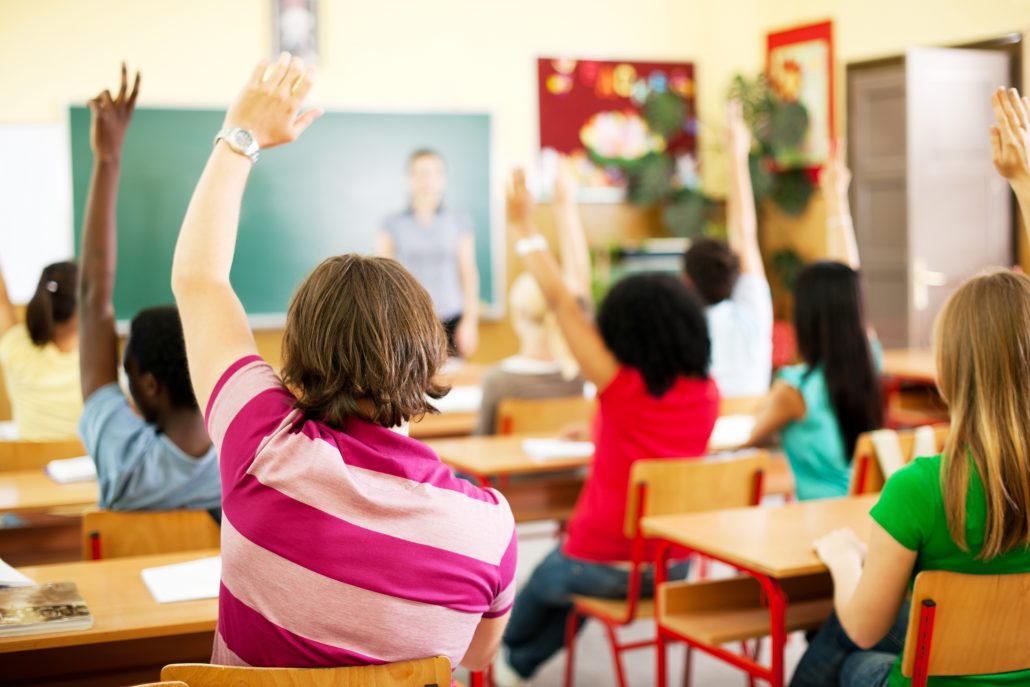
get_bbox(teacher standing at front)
[377,149,480,358]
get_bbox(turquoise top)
[777,364,851,500]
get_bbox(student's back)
[0,263,82,440]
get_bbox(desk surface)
[427,434,794,497]
[0,470,98,515]
[882,348,935,383]
[642,494,878,578]
[2,550,219,654]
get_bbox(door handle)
[913,258,947,311]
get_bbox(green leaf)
[663,190,709,239]
[626,153,674,204]
[770,169,815,216]
[769,101,810,152]
[772,248,805,291]
[643,92,687,140]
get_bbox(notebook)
[0,558,34,588]
[522,438,595,462]
[0,582,93,637]
[141,556,221,604]
[708,415,757,452]
[431,385,483,414]
[45,456,97,484]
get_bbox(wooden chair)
[851,425,949,495]
[903,571,1030,686]
[495,395,595,435]
[0,438,86,472]
[564,451,768,687]
[82,509,221,560]
[161,657,452,686]
[131,683,189,687]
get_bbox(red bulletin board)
[766,20,835,169]
[537,57,697,190]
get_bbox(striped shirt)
[205,356,517,670]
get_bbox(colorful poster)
[766,21,835,168]
[537,58,697,195]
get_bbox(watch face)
[231,129,255,149]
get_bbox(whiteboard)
[0,123,74,303]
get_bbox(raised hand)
[819,139,852,206]
[88,63,140,163]
[507,168,536,240]
[726,99,751,162]
[552,156,579,207]
[990,87,1030,187]
[224,53,323,148]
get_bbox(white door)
[906,47,1011,347]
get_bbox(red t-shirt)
[562,366,719,563]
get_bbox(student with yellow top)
[789,87,1030,687]
[0,260,82,440]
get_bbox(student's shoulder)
[0,323,31,356]
[881,454,943,503]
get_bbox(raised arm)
[78,64,139,399]
[552,158,592,301]
[725,100,764,280]
[508,169,618,389]
[990,87,1030,239]
[455,232,480,357]
[820,141,861,270]
[172,54,322,412]
[0,263,18,338]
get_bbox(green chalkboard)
[69,107,495,321]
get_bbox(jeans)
[502,546,688,679]
[789,603,909,687]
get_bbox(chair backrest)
[161,657,453,686]
[624,451,768,538]
[495,395,595,435]
[0,438,87,472]
[82,509,221,560]
[902,571,1030,683]
[851,425,949,495]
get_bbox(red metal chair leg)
[602,621,629,687]
[470,670,485,687]
[563,608,580,687]
[913,599,937,687]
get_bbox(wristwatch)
[214,127,260,163]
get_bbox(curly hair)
[597,272,710,397]
[125,306,199,410]
[683,238,741,306]
[281,254,450,429]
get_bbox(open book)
[0,582,93,637]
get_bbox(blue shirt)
[777,364,852,500]
[79,384,221,511]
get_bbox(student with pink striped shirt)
[170,53,516,674]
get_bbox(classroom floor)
[456,522,806,687]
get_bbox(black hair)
[793,261,882,458]
[124,306,199,410]
[597,272,710,397]
[683,238,741,306]
[408,148,445,168]
[26,261,78,346]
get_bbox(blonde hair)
[508,272,579,380]
[936,269,1030,560]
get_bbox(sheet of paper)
[522,438,595,462]
[0,558,35,588]
[431,386,483,414]
[708,415,757,452]
[141,556,221,604]
[45,456,97,484]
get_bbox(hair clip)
[45,280,59,293]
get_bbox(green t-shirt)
[871,454,1030,686]
[777,364,851,500]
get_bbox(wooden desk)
[426,436,796,523]
[408,363,485,439]
[882,348,935,384]
[0,469,98,516]
[642,495,877,687]
[3,550,218,686]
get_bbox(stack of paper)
[0,582,93,636]
[141,556,221,604]
[45,456,97,484]
[522,439,595,462]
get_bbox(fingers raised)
[265,52,292,90]
[281,56,305,96]
[249,59,270,89]
[1008,88,1029,129]
[118,62,128,103]
[293,107,323,137]
[127,70,141,111]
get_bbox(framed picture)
[537,57,697,200]
[273,0,318,64]
[766,20,834,169]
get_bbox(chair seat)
[572,595,654,624]
[660,596,833,645]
